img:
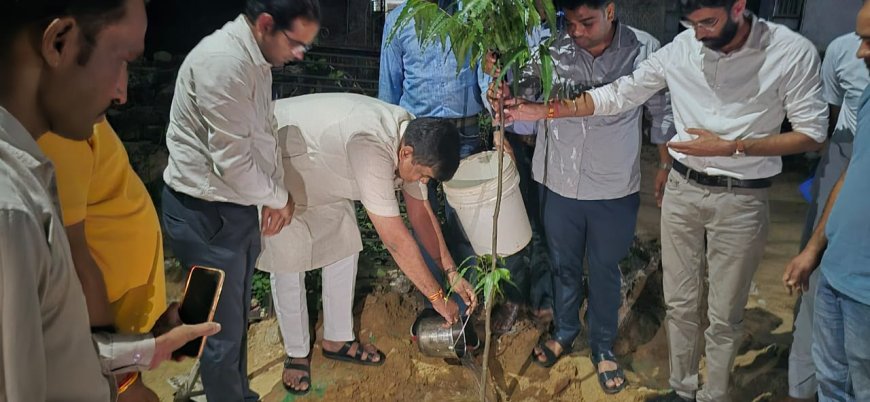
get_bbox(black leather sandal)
[282,354,311,396]
[591,350,628,394]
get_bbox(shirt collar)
[742,14,770,51]
[611,21,633,50]
[0,107,55,188]
[226,14,271,69]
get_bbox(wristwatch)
[733,140,746,157]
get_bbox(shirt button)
[133,352,142,363]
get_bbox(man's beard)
[702,17,739,51]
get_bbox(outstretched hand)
[149,302,221,368]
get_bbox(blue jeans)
[540,188,639,355]
[813,271,870,402]
[791,131,853,398]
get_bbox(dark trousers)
[503,132,553,311]
[162,187,261,402]
[540,188,639,355]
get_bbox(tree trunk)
[480,81,507,402]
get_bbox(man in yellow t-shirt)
[38,119,166,401]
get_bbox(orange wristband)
[427,289,444,302]
[547,102,558,119]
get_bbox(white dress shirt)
[164,15,287,209]
[590,15,828,180]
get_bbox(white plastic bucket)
[443,151,532,256]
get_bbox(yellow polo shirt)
[38,120,166,334]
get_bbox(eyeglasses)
[281,30,312,54]
[680,17,720,32]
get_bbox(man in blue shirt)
[782,4,870,400]
[379,1,484,158]
[380,1,486,329]
[786,21,870,402]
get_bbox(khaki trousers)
[661,170,770,402]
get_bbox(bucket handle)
[451,314,473,351]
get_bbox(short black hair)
[244,0,321,32]
[0,0,131,65]
[403,118,461,182]
[679,0,736,15]
[553,0,612,12]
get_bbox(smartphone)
[174,265,225,358]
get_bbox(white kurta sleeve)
[347,134,404,217]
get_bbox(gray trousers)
[162,187,261,402]
[661,170,770,402]
[790,136,853,399]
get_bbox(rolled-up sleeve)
[780,43,828,143]
[196,56,288,209]
[589,44,670,117]
[1,211,49,401]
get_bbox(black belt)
[445,115,479,128]
[672,160,772,189]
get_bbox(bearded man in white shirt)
[161,0,320,400]
[495,0,828,400]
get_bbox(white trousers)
[270,253,358,357]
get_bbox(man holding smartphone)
[0,0,219,400]
[161,0,320,400]
[258,93,477,395]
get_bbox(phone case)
[180,265,225,358]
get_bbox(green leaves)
[388,0,557,101]
[444,254,515,307]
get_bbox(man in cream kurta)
[258,93,476,394]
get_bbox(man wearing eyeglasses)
[162,0,319,400]
[495,0,828,401]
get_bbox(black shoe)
[646,391,695,402]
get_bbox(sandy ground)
[144,147,809,401]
